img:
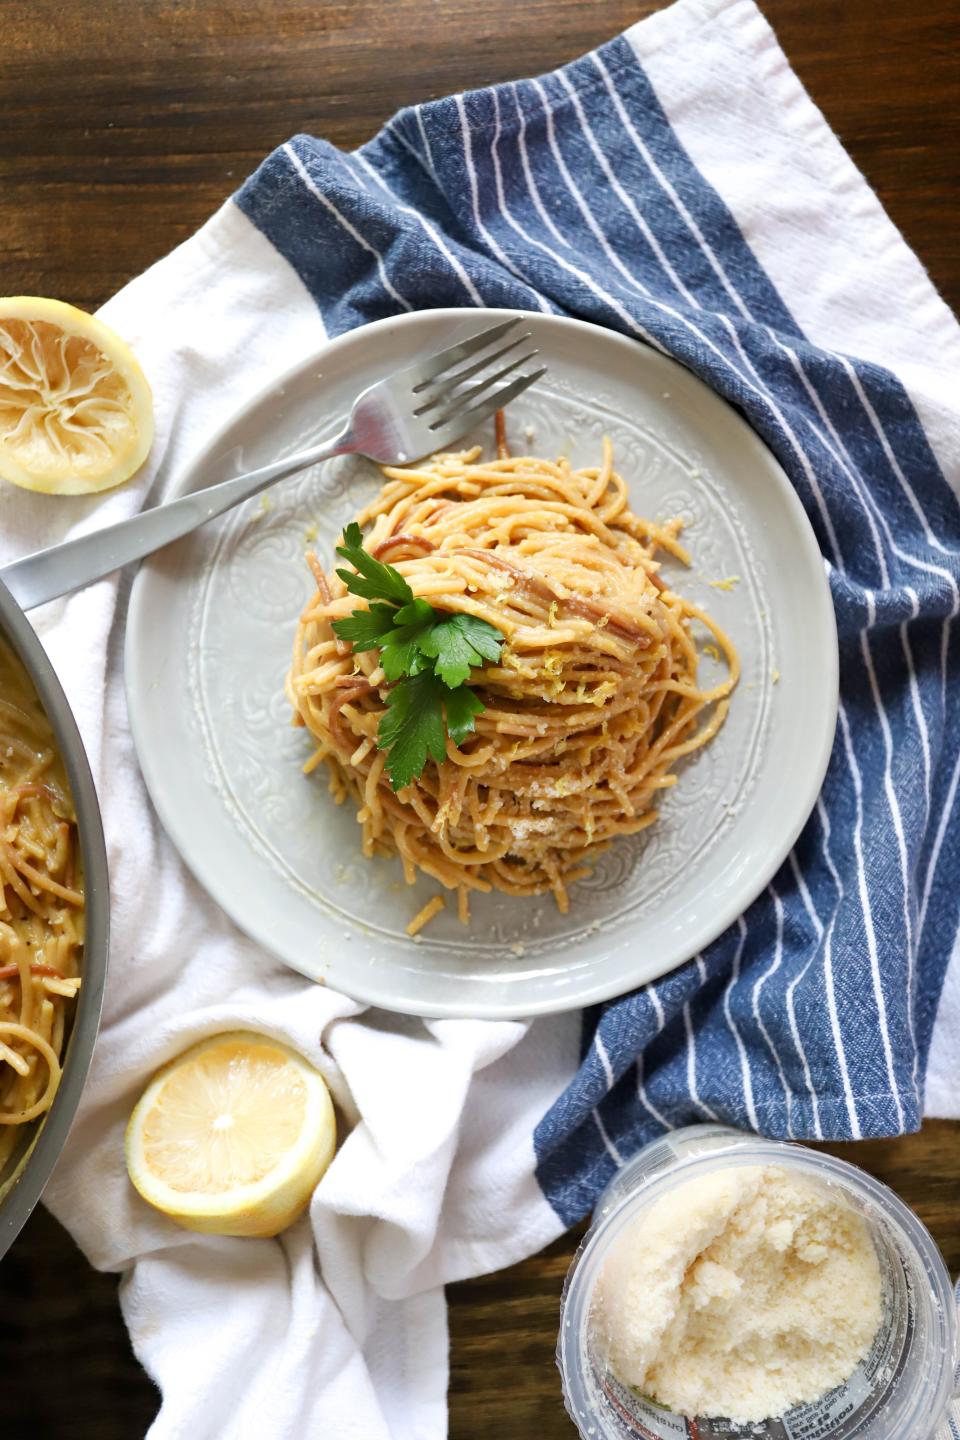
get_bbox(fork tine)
[429,367,547,448]
[413,333,532,415]
[427,352,539,430]
[409,316,523,389]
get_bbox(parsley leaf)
[335,522,413,606]
[326,525,504,787]
[380,633,427,682]
[443,684,486,746]
[378,672,448,790]
[331,602,400,652]
[379,602,437,682]
[418,612,505,688]
[394,599,436,627]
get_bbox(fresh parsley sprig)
[331,524,504,790]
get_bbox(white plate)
[126,309,837,1019]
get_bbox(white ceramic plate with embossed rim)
[125,308,837,1019]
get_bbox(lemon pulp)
[126,1031,337,1238]
[0,296,153,495]
[140,1040,312,1193]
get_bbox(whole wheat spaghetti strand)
[406,895,446,937]
[0,639,84,1145]
[287,439,737,917]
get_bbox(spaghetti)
[0,639,82,1170]
[289,436,738,921]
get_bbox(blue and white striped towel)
[16,0,956,1436]
[234,3,960,1212]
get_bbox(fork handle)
[1,424,355,612]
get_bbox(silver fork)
[1,316,546,612]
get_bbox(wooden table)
[2,1,958,1435]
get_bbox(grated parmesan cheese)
[597,1165,882,1423]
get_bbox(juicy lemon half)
[0,295,153,495]
[125,1032,337,1238]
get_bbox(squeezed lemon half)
[125,1032,337,1237]
[0,296,153,495]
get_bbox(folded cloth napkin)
[2,0,957,1435]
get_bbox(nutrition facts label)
[601,1377,877,1440]
[602,1376,792,1438]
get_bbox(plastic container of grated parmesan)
[558,1126,957,1440]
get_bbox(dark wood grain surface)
[2,1,958,1436]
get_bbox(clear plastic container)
[558,1125,957,1440]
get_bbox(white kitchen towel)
[1,0,956,1436]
